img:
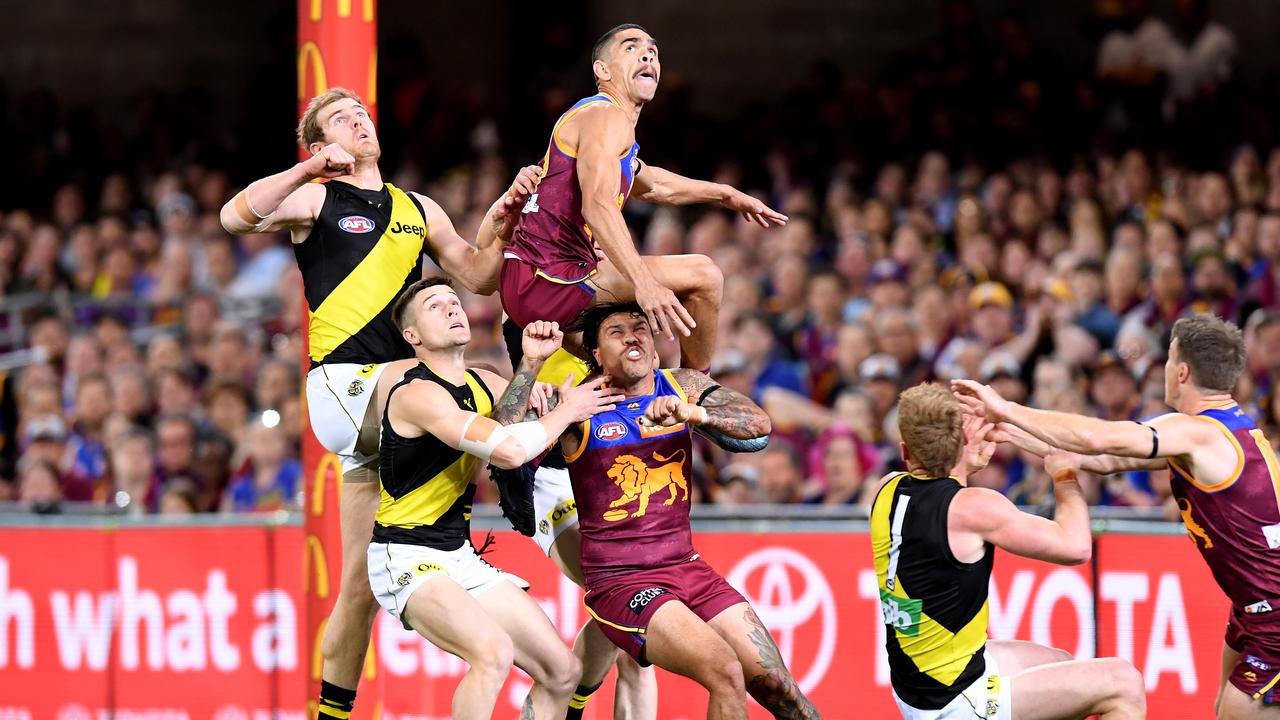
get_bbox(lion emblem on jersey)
[1177,498,1214,549]
[602,449,689,521]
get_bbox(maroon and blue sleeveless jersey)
[1168,402,1280,625]
[565,369,694,587]
[508,93,641,284]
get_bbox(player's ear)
[593,348,602,368]
[1177,361,1191,384]
[899,442,910,465]
[593,59,611,84]
[308,141,325,156]
[403,327,420,347]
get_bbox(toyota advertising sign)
[0,525,1229,719]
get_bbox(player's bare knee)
[538,649,581,696]
[471,633,516,681]
[1049,646,1072,663]
[701,650,745,696]
[688,254,723,299]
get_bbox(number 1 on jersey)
[885,495,911,590]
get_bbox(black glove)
[489,463,537,536]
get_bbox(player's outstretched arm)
[632,162,788,227]
[949,451,1092,566]
[219,144,349,234]
[391,376,618,471]
[652,369,772,439]
[988,422,1166,474]
[952,378,1219,460]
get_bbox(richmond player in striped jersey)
[368,277,623,719]
[219,88,541,720]
[872,384,1144,719]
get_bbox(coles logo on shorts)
[339,215,376,233]
[629,587,666,613]
[596,422,628,441]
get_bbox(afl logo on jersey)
[596,422,628,441]
[339,215,376,234]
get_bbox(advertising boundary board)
[0,522,1227,719]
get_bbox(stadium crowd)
[1,0,1277,516]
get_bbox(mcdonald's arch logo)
[297,41,328,101]
[309,0,374,22]
[363,637,377,680]
[311,618,328,681]
[305,534,331,599]
[312,452,342,516]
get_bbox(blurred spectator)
[17,457,63,514]
[159,478,202,516]
[109,430,160,515]
[715,464,762,506]
[222,422,300,512]
[758,443,805,505]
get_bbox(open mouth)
[624,347,644,361]
[635,68,657,82]
[449,322,464,330]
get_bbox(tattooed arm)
[650,368,771,439]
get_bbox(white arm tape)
[458,414,549,464]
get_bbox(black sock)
[316,680,357,719]
[565,681,603,720]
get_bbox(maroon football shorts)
[1226,605,1280,702]
[500,257,596,329]
[583,556,746,665]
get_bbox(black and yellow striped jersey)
[295,180,435,366]
[373,362,494,549]
[871,472,994,710]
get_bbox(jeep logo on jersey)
[338,215,375,233]
[391,221,426,238]
[595,422,628,441]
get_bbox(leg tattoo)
[520,694,535,720]
[743,609,821,719]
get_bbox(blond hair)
[296,87,364,149]
[897,383,964,478]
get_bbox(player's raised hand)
[300,143,356,180]
[528,381,556,417]
[961,413,997,474]
[641,395,705,428]
[557,375,624,422]
[521,321,563,363]
[634,279,695,342]
[507,164,543,202]
[720,187,788,228]
[484,165,544,245]
[951,379,1012,423]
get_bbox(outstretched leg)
[707,603,820,719]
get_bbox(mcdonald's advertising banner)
[296,0,377,713]
[0,526,1234,719]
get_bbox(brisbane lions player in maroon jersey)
[553,303,819,720]
[501,23,787,372]
[955,313,1280,719]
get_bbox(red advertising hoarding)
[0,526,1227,719]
